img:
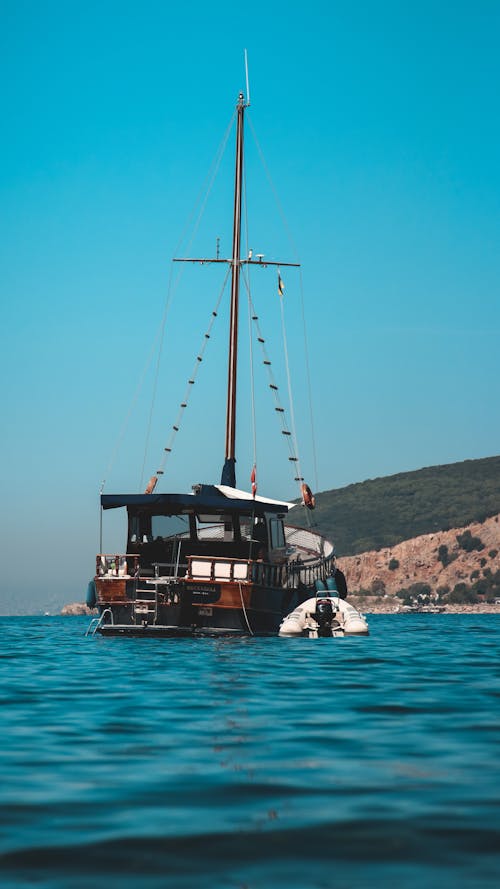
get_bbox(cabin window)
[128,515,152,544]
[269,517,285,550]
[128,516,141,543]
[251,517,268,546]
[151,514,190,540]
[195,513,234,542]
[239,516,254,540]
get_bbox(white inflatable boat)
[279,594,369,638]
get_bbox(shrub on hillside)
[456,530,485,552]
[437,544,450,567]
[446,583,479,605]
[408,582,432,598]
[438,570,500,604]
[395,582,432,604]
[388,558,399,570]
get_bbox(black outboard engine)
[314,598,337,637]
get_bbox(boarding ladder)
[133,541,186,624]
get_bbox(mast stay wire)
[139,259,176,490]
[278,277,302,495]
[139,112,236,489]
[242,149,258,482]
[100,321,166,494]
[170,110,236,290]
[241,278,307,506]
[247,115,320,496]
[153,265,231,480]
[298,266,319,493]
[102,111,236,493]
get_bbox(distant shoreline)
[57,601,500,618]
[350,600,500,615]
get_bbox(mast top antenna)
[244,49,251,106]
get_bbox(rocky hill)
[61,603,96,616]
[298,456,500,555]
[338,512,500,605]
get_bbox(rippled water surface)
[1,614,499,888]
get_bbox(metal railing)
[85,608,113,636]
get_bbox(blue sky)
[1,1,499,613]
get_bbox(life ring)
[301,483,315,510]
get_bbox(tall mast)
[221,91,246,488]
[173,83,299,492]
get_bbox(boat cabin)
[99,484,290,582]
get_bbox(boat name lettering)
[191,584,221,604]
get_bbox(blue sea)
[1,614,499,888]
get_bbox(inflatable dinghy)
[279,593,369,638]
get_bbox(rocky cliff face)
[337,513,500,598]
[61,603,96,616]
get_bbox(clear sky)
[1,1,499,613]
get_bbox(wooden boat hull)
[94,576,302,637]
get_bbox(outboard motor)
[314,598,337,637]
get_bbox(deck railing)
[288,555,335,589]
[96,554,140,577]
[187,554,334,589]
[96,551,335,590]
[188,556,252,583]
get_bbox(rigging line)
[242,159,258,473]
[278,285,314,529]
[139,260,177,490]
[238,582,254,635]
[101,307,168,493]
[248,115,318,505]
[247,115,301,264]
[245,269,258,472]
[243,285,304,497]
[170,110,236,296]
[279,276,303,492]
[173,110,236,260]
[139,114,235,489]
[298,266,319,493]
[155,265,232,477]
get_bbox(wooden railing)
[188,556,252,583]
[187,554,334,589]
[95,551,335,590]
[96,554,139,577]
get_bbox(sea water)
[0,614,499,889]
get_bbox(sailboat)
[86,86,368,638]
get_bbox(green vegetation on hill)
[297,456,500,556]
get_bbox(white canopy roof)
[216,484,295,510]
